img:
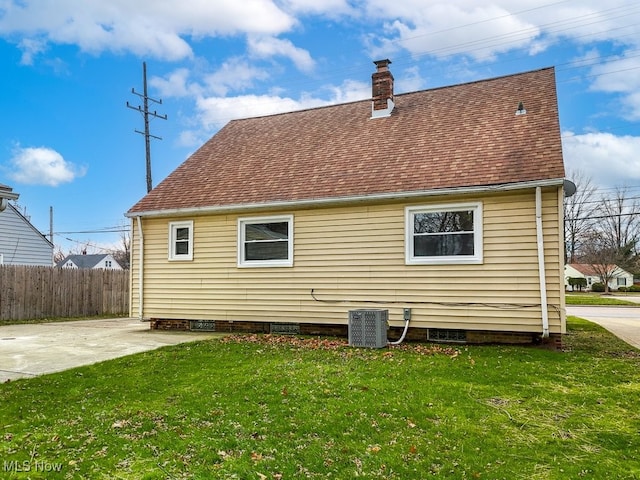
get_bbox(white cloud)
[562,131,640,188]
[17,37,47,65]
[151,59,272,100]
[588,52,640,120]
[361,1,640,65]
[8,146,86,187]
[280,0,354,16]
[0,0,296,61]
[248,36,315,72]
[203,58,271,96]
[4,0,640,67]
[175,78,369,146]
[322,79,369,104]
[195,94,324,131]
[364,3,539,62]
[150,68,200,98]
[590,54,640,93]
[395,66,426,93]
[192,76,372,133]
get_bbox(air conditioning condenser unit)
[348,309,388,348]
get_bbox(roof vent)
[371,59,394,119]
[515,101,527,116]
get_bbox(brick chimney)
[371,59,394,118]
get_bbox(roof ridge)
[395,66,555,98]
[228,66,556,124]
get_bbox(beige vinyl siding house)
[130,189,564,337]
[127,61,567,345]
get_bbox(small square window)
[238,215,293,267]
[169,221,193,261]
[406,202,483,265]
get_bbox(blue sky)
[2,0,640,255]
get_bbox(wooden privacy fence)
[0,265,129,322]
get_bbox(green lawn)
[565,292,640,306]
[1,318,639,479]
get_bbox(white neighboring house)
[0,184,53,266]
[57,254,123,270]
[565,263,634,291]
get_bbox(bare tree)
[596,186,640,270]
[580,229,625,293]
[109,230,131,270]
[564,169,598,264]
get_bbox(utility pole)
[49,206,53,244]
[127,62,167,193]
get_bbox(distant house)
[565,263,634,291]
[0,184,53,266]
[57,254,122,270]
[126,62,568,346]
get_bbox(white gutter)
[136,216,144,322]
[125,178,565,219]
[535,187,550,338]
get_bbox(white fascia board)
[126,178,565,219]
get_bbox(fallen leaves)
[220,334,347,350]
[219,333,462,359]
[251,451,263,461]
[111,419,129,429]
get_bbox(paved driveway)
[0,318,222,383]
[566,306,640,349]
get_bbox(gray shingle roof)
[57,254,109,269]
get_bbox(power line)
[566,212,640,222]
[58,237,122,254]
[54,228,129,235]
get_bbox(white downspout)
[535,187,550,338]
[136,216,144,321]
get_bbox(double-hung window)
[238,215,293,267]
[406,202,483,265]
[169,220,193,261]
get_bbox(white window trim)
[405,202,483,265]
[238,215,293,268]
[168,220,194,261]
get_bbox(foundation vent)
[427,328,467,343]
[270,322,301,335]
[190,320,216,331]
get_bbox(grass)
[1,319,639,479]
[0,314,129,327]
[565,292,639,306]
